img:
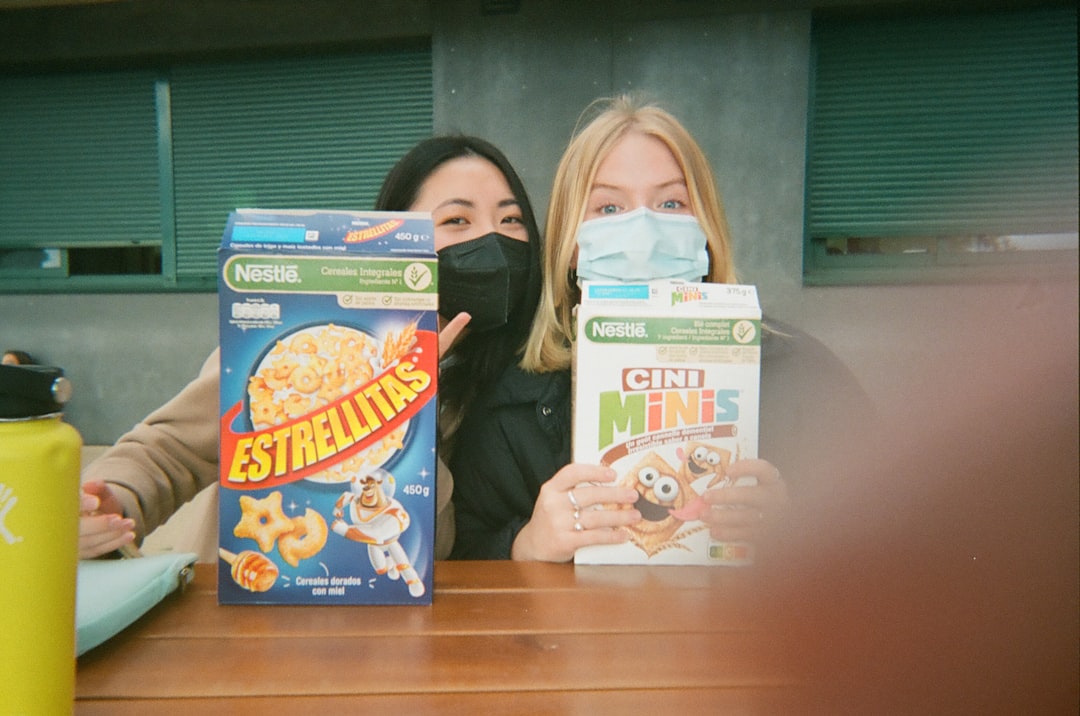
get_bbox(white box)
[572,281,761,565]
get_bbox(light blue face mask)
[575,207,710,283]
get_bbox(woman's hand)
[79,481,136,559]
[700,459,788,542]
[511,463,641,562]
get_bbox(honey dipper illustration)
[219,548,279,592]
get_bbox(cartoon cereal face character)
[351,470,394,511]
[678,441,732,489]
[619,451,699,554]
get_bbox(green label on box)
[222,255,436,294]
[583,316,761,346]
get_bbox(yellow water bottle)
[0,364,80,715]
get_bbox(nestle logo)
[590,320,647,339]
[233,262,300,284]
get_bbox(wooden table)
[76,561,801,714]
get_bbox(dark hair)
[2,350,35,366]
[375,135,543,441]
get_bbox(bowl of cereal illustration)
[245,322,413,483]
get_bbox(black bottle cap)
[0,364,72,419]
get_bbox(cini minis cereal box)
[572,281,761,566]
[217,209,438,604]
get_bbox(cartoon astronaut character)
[331,468,425,597]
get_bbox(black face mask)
[438,232,531,332]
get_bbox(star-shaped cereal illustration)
[233,490,295,553]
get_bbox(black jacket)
[448,319,875,559]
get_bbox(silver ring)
[567,489,581,509]
[574,521,584,532]
[573,509,581,521]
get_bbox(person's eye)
[501,215,524,225]
[659,199,685,211]
[599,204,621,215]
[438,216,468,227]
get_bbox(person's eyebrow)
[649,177,689,191]
[588,177,687,194]
[498,198,521,209]
[433,198,475,211]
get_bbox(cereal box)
[217,209,438,604]
[572,281,761,565]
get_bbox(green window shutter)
[0,70,164,284]
[0,48,432,293]
[170,50,433,286]
[806,6,1078,284]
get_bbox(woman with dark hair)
[77,135,544,562]
[375,136,543,443]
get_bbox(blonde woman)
[449,96,872,561]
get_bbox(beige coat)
[82,348,455,560]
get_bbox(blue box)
[217,209,438,604]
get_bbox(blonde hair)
[521,95,738,373]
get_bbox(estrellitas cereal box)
[217,209,438,604]
[572,280,761,566]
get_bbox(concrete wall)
[1,0,1075,443]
